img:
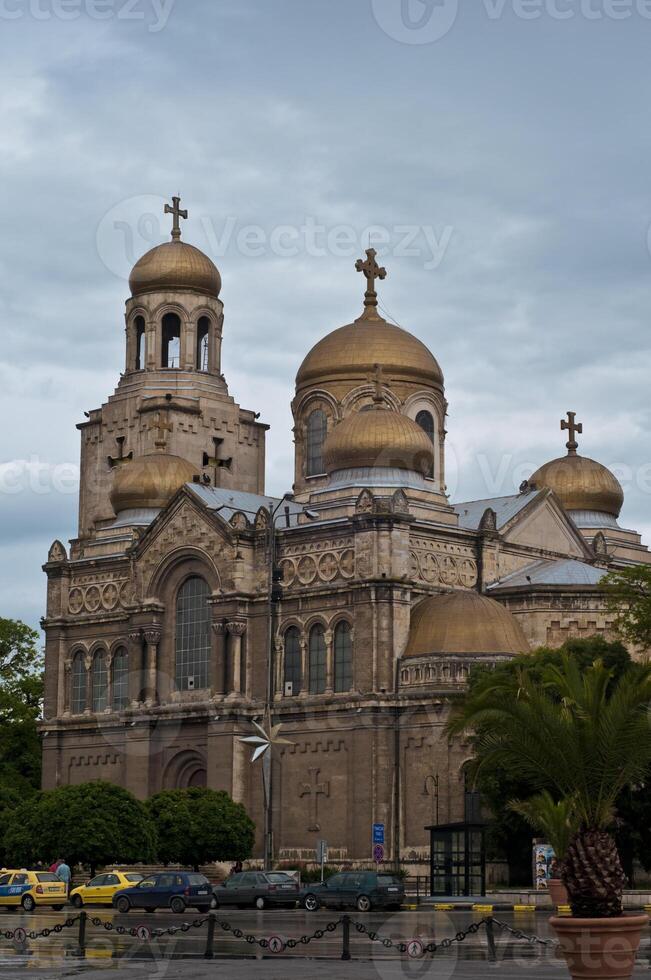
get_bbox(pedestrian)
[56,858,71,895]
[49,859,60,874]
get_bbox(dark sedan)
[112,871,213,914]
[214,871,299,910]
[300,871,404,912]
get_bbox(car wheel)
[170,897,185,915]
[21,895,36,913]
[303,894,319,912]
[116,897,131,914]
[254,896,266,911]
[71,894,83,909]
[356,895,372,913]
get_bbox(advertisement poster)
[533,843,557,891]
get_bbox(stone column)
[324,628,334,695]
[143,628,162,707]
[274,638,283,701]
[299,636,308,699]
[183,316,195,371]
[56,634,68,717]
[128,631,143,707]
[83,653,93,715]
[105,650,114,712]
[226,622,247,697]
[62,659,72,716]
[211,622,227,696]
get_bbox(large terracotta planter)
[548,878,569,906]
[550,914,648,980]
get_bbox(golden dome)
[110,453,198,513]
[404,591,530,658]
[530,454,624,517]
[129,242,221,299]
[324,407,434,475]
[296,312,443,390]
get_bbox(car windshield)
[266,873,293,883]
[36,873,60,882]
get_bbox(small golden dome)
[530,454,624,517]
[110,453,198,513]
[129,242,221,299]
[296,312,443,390]
[324,407,434,475]
[404,591,530,658]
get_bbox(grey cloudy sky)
[2,0,651,632]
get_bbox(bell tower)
[76,196,268,538]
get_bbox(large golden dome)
[324,406,434,475]
[129,241,221,299]
[296,311,443,390]
[110,453,198,514]
[404,591,529,658]
[530,454,624,517]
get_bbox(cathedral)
[41,197,651,867]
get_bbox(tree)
[0,618,43,794]
[3,782,156,875]
[147,788,255,869]
[448,656,651,916]
[604,565,651,650]
[459,637,633,884]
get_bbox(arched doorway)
[163,750,208,790]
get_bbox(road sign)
[13,927,27,945]
[373,843,385,864]
[407,938,425,959]
[136,925,152,942]
[316,839,328,863]
[372,823,385,845]
[267,935,285,954]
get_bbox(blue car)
[112,871,212,914]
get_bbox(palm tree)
[447,656,651,917]
[509,791,579,871]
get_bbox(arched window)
[71,652,86,715]
[196,317,210,371]
[134,316,146,371]
[334,622,353,693]
[91,651,108,713]
[416,410,435,477]
[162,312,181,369]
[283,626,302,696]
[111,647,129,711]
[308,624,326,695]
[464,767,482,822]
[306,410,327,477]
[175,577,211,691]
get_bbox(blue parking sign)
[372,823,385,845]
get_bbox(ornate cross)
[107,436,134,469]
[370,363,385,405]
[561,411,583,456]
[164,195,188,242]
[150,411,173,450]
[202,437,232,486]
[299,768,330,832]
[355,248,387,313]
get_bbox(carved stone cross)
[561,411,583,455]
[355,247,387,312]
[108,436,134,469]
[202,437,233,486]
[151,412,173,450]
[164,195,188,242]
[299,767,330,832]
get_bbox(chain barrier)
[0,916,79,941]
[0,911,558,959]
[492,918,558,948]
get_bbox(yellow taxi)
[0,869,67,912]
[70,870,143,907]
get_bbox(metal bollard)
[485,917,497,963]
[341,914,351,961]
[75,911,87,959]
[204,912,216,960]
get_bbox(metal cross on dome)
[356,247,387,312]
[238,716,293,763]
[164,194,188,242]
[561,411,583,456]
